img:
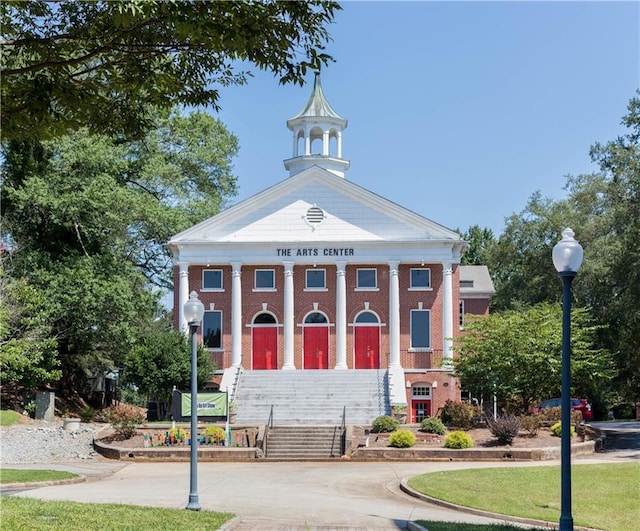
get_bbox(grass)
[0,409,22,426]
[1,497,234,530]
[1,469,78,484]
[408,462,640,530]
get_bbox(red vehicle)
[532,398,593,421]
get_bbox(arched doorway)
[303,311,329,369]
[353,311,380,369]
[252,312,278,370]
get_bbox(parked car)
[532,398,593,421]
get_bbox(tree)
[459,225,496,265]
[454,303,613,413]
[123,326,215,417]
[0,110,238,396]
[1,0,341,142]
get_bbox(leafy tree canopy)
[459,225,496,265]
[1,0,341,142]
[454,303,613,412]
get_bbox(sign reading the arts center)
[276,248,355,257]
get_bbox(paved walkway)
[6,422,639,530]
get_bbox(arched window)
[254,313,276,325]
[355,311,379,324]
[304,312,328,324]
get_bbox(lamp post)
[183,291,205,511]
[552,228,583,531]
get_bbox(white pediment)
[169,167,462,245]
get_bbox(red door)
[304,327,329,369]
[252,327,277,370]
[354,326,380,369]
[412,400,432,423]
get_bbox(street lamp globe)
[184,291,205,325]
[553,228,584,274]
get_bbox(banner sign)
[180,392,228,417]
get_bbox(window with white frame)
[202,269,223,290]
[254,269,275,290]
[203,310,222,349]
[305,269,326,289]
[410,268,431,289]
[410,309,431,349]
[412,386,431,398]
[356,268,377,289]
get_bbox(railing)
[229,365,242,402]
[340,406,346,456]
[262,405,274,458]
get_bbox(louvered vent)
[305,206,325,225]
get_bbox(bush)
[440,400,479,429]
[389,429,416,448]
[487,414,520,445]
[168,427,187,443]
[612,402,635,420]
[550,421,575,438]
[535,407,583,425]
[444,430,474,449]
[78,405,96,423]
[519,414,541,437]
[371,415,400,433]
[420,417,446,435]
[204,425,226,444]
[103,403,146,440]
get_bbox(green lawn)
[1,469,78,484]
[408,462,639,530]
[0,409,22,426]
[1,497,234,530]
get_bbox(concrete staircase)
[265,425,344,460]
[233,369,390,426]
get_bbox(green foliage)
[124,327,215,411]
[534,407,583,425]
[388,429,416,448]
[454,303,613,411]
[1,1,341,142]
[78,406,96,423]
[371,415,400,433]
[443,430,474,449]
[420,417,447,435]
[550,421,575,438]
[23,400,36,419]
[487,415,520,445]
[103,403,146,440]
[440,401,479,429]
[519,415,541,437]
[1,469,77,484]
[611,402,635,419]
[459,225,497,265]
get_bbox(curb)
[1,476,87,491]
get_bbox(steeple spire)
[284,73,350,178]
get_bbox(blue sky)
[212,1,639,237]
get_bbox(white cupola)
[284,73,350,178]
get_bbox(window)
[459,300,465,328]
[202,269,223,290]
[255,269,275,290]
[356,268,377,289]
[412,386,431,398]
[410,309,431,349]
[305,269,326,289]
[355,311,379,324]
[410,268,431,289]
[203,311,222,349]
[305,312,328,324]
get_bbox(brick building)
[168,75,494,424]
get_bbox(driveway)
[590,420,640,459]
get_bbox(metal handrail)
[263,405,274,458]
[340,405,346,456]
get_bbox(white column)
[283,262,296,369]
[178,262,190,334]
[292,130,298,157]
[337,131,343,158]
[322,129,329,156]
[335,261,347,369]
[231,262,243,367]
[305,129,311,156]
[388,261,401,368]
[442,262,454,367]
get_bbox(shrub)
[371,415,399,433]
[440,400,479,429]
[519,414,541,437]
[550,421,575,438]
[205,425,226,444]
[612,402,635,420]
[169,427,187,443]
[443,430,474,449]
[420,417,446,435]
[487,414,520,445]
[389,429,416,448]
[78,405,96,423]
[535,407,583,425]
[103,403,146,440]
